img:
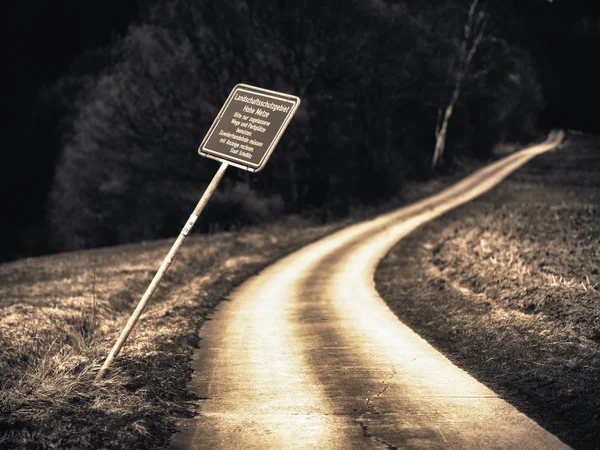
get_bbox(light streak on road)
[169,131,569,449]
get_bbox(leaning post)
[95,161,228,381]
[95,84,300,381]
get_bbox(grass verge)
[0,217,348,449]
[375,133,600,449]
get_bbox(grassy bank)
[376,133,600,449]
[0,218,347,449]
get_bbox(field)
[0,218,345,449]
[376,133,600,449]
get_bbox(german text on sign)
[199,84,301,172]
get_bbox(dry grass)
[0,217,344,449]
[376,134,600,449]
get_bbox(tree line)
[49,0,544,252]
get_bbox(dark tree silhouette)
[49,0,544,251]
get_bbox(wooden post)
[95,161,229,381]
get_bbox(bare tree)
[433,0,488,170]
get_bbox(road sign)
[199,84,301,172]
[96,85,301,381]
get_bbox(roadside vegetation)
[376,133,600,449]
[47,0,543,255]
[0,218,346,449]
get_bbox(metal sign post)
[95,84,300,381]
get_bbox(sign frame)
[198,83,301,172]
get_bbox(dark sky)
[7,2,139,122]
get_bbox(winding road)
[169,131,570,449]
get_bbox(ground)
[0,218,345,449]
[376,133,600,450]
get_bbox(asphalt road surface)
[170,131,570,449]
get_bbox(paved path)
[170,131,570,449]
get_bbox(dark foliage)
[49,0,543,251]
